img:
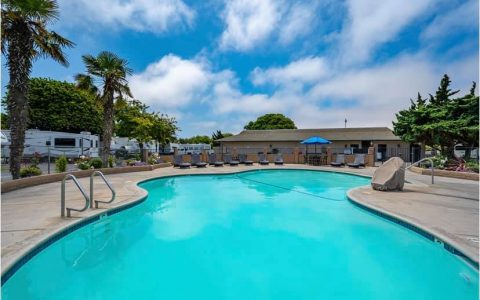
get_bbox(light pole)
[46,140,51,174]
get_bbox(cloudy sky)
[2,0,478,137]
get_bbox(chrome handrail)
[407,157,434,184]
[90,171,116,208]
[61,174,90,217]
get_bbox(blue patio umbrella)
[301,136,332,154]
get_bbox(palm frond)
[3,0,59,22]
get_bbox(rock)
[371,157,405,191]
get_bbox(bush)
[55,156,68,173]
[20,166,42,178]
[77,160,90,170]
[108,155,116,168]
[115,148,128,159]
[147,156,157,165]
[465,159,479,173]
[89,157,103,169]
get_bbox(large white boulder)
[371,157,405,191]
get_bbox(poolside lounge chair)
[208,153,224,167]
[274,154,284,165]
[238,154,253,165]
[191,153,207,168]
[330,154,345,167]
[224,154,239,166]
[174,155,191,169]
[258,153,269,165]
[348,154,366,168]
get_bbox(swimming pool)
[2,170,478,299]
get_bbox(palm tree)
[76,52,132,166]
[2,0,74,179]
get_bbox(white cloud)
[219,0,318,51]
[421,0,478,40]
[129,54,210,109]
[130,51,477,136]
[58,0,195,33]
[278,3,317,45]
[339,0,432,64]
[219,0,280,51]
[251,57,329,86]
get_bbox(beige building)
[218,127,422,163]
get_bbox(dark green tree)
[244,113,297,130]
[2,0,74,179]
[393,75,479,158]
[3,78,103,133]
[211,130,233,146]
[115,100,178,158]
[178,135,212,144]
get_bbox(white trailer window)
[55,138,76,147]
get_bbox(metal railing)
[90,171,116,209]
[61,174,90,217]
[407,157,434,184]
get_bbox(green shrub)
[465,159,479,173]
[89,157,103,169]
[147,156,157,165]
[55,156,68,173]
[20,166,42,178]
[108,155,116,168]
[77,160,91,170]
[420,155,447,169]
[115,148,128,159]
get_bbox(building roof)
[217,127,401,142]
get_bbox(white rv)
[177,143,212,155]
[111,137,157,154]
[1,129,100,158]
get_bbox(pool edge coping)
[2,167,477,285]
[347,189,479,269]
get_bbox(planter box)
[1,163,171,193]
[409,165,479,181]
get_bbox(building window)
[55,138,76,147]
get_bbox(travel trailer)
[111,137,156,154]
[1,129,100,158]
[177,143,212,155]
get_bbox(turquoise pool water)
[2,170,478,299]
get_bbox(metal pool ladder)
[406,157,435,184]
[90,171,116,209]
[61,174,90,217]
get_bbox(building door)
[361,141,371,153]
[377,144,387,161]
[411,144,421,163]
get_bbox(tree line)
[1,0,179,178]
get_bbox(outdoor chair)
[239,154,253,165]
[348,154,366,168]
[330,154,345,167]
[173,155,191,169]
[258,153,269,165]
[274,154,284,165]
[191,153,207,168]
[224,154,239,166]
[208,153,224,167]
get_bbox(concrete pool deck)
[1,164,478,275]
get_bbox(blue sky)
[2,0,479,137]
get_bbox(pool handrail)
[61,174,90,217]
[407,157,434,184]
[90,171,116,208]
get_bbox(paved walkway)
[2,164,478,274]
